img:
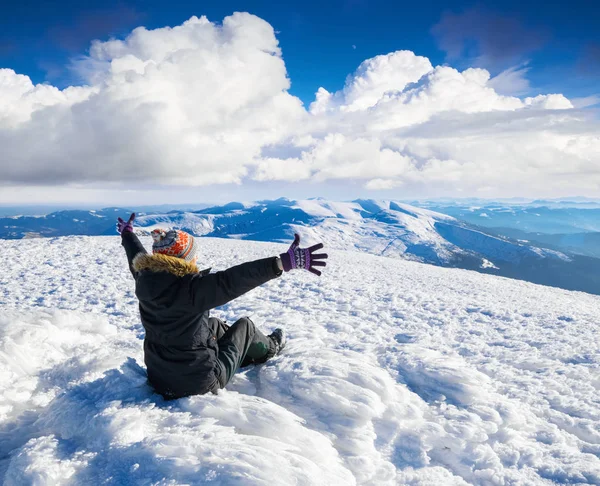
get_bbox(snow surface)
[1,235,599,485]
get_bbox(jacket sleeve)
[121,231,148,277]
[189,257,283,312]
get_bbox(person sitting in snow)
[117,213,328,399]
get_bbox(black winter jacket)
[121,232,282,398]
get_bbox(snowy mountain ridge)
[1,235,598,485]
[136,197,561,265]
[134,198,599,295]
[2,198,599,294]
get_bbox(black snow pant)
[208,317,275,389]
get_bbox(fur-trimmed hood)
[133,253,199,277]
[132,253,211,302]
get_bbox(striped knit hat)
[151,229,198,263]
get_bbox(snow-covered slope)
[1,236,599,485]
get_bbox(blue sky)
[1,0,598,105]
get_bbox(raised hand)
[279,233,328,276]
[117,213,136,234]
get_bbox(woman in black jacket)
[117,213,328,399]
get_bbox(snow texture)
[1,235,599,485]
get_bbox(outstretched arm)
[189,257,282,312]
[117,213,147,277]
[121,231,148,277]
[189,233,328,312]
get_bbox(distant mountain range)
[416,202,600,260]
[418,201,600,234]
[484,227,600,259]
[0,208,126,239]
[2,198,598,295]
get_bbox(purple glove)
[280,233,328,276]
[117,213,135,234]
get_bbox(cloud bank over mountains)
[1,12,598,197]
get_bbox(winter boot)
[265,328,286,360]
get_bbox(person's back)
[117,213,328,399]
[133,252,220,398]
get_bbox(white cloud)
[0,69,93,127]
[0,13,599,199]
[353,66,525,131]
[309,51,433,113]
[524,94,573,110]
[488,65,531,96]
[571,96,600,109]
[253,157,310,182]
[365,178,402,190]
[254,135,413,183]
[1,14,305,186]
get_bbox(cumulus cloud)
[262,51,593,196]
[1,14,305,186]
[310,51,433,113]
[255,134,413,182]
[1,13,599,198]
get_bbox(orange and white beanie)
[151,229,198,262]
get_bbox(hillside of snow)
[1,235,599,485]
